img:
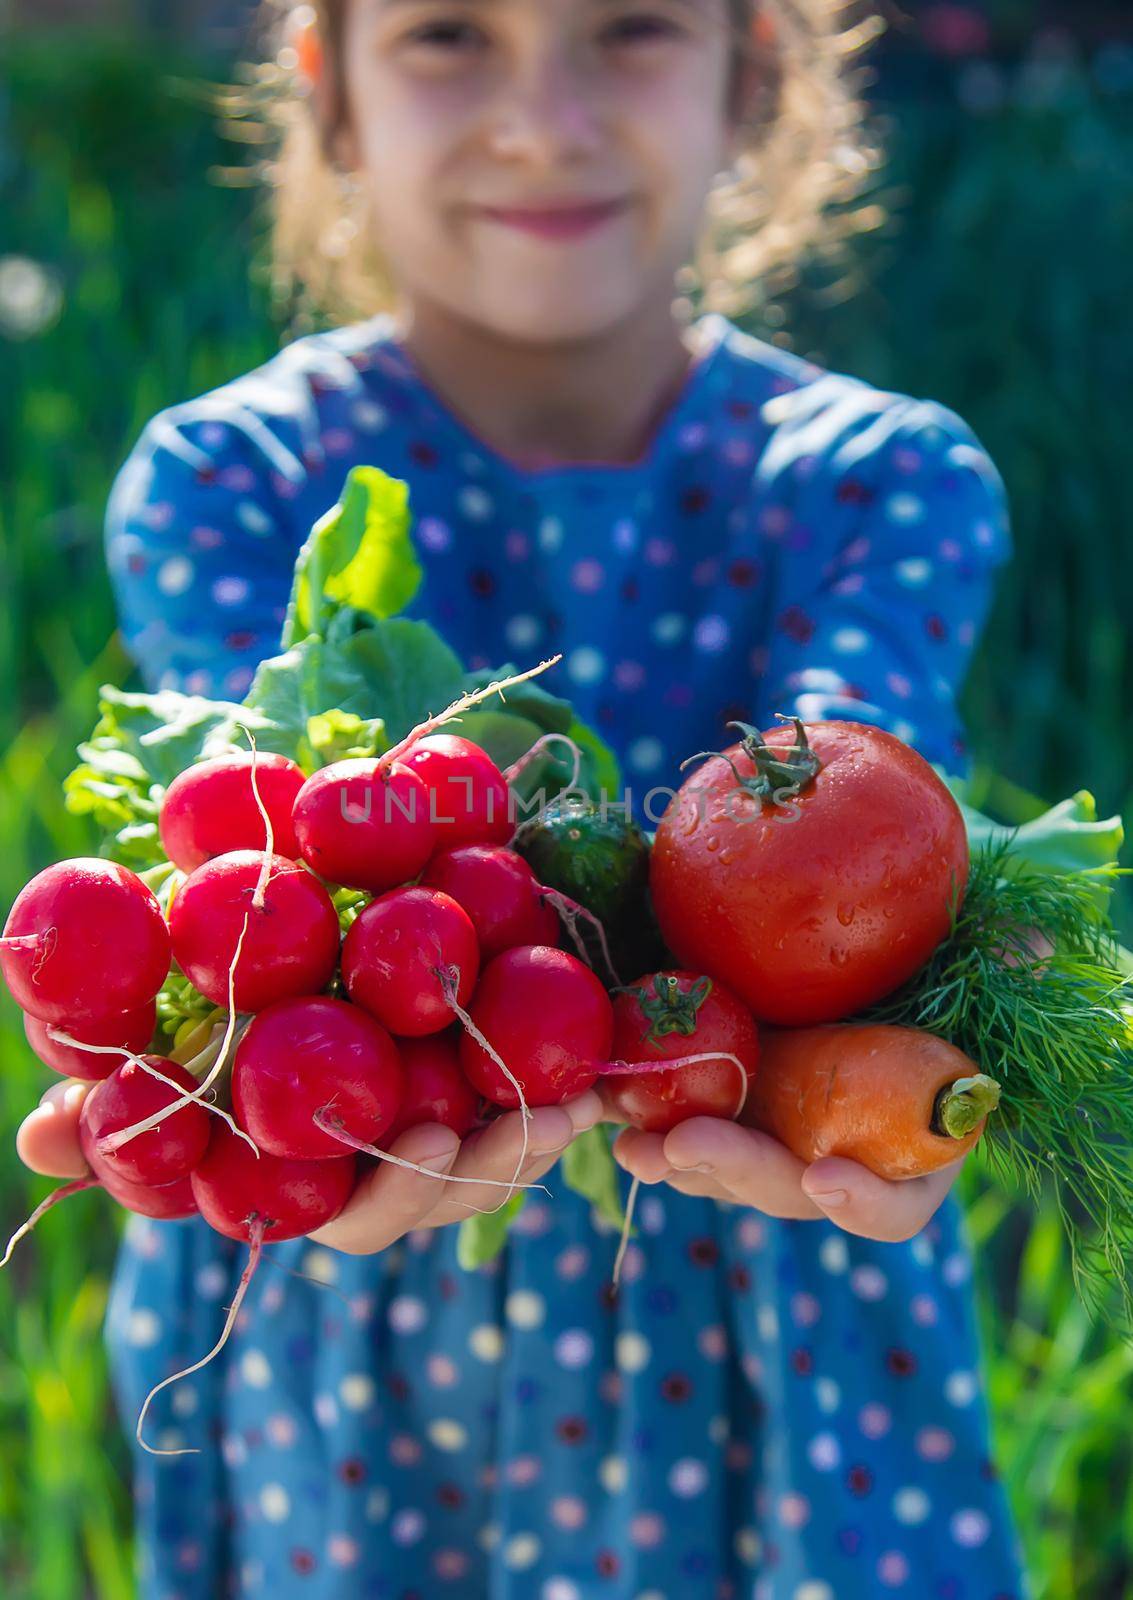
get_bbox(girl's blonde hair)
[215,0,889,336]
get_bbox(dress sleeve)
[104,403,304,697]
[754,390,1013,778]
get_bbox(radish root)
[503,732,582,792]
[434,964,534,1206]
[1,1175,98,1269]
[243,730,275,911]
[94,913,260,1157]
[540,889,623,988]
[612,1175,640,1290]
[379,656,562,773]
[311,1105,549,1201]
[42,1032,248,1152]
[136,1218,266,1457]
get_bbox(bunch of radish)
[1,672,773,1445]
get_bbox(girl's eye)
[603,14,682,45]
[403,20,485,53]
[401,11,680,55]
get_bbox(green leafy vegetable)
[938,768,1125,911]
[457,1194,526,1270]
[560,1125,628,1233]
[282,465,421,645]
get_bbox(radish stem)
[598,1051,750,1119]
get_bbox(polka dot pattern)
[103,312,1026,1598]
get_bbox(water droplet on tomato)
[828,946,849,967]
[705,835,720,852]
[836,903,856,927]
[719,849,734,865]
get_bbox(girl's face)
[335,0,742,342]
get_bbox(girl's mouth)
[477,198,631,239]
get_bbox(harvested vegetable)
[1,858,171,1024]
[159,751,306,871]
[514,796,668,982]
[650,716,968,1024]
[458,945,613,1109]
[602,971,761,1133]
[855,832,1133,1333]
[740,1023,999,1178]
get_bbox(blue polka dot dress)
[102,311,1032,1600]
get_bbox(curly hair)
[212,0,889,335]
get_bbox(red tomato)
[650,719,968,1025]
[602,970,760,1133]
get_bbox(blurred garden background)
[2,0,1133,1594]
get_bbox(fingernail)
[532,1112,573,1153]
[405,1135,460,1165]
[566,1098,601,1134]
[806,1188,848,1208]
[668,1154,713,1174]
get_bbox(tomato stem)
[611,973,713,1043]
[931,1073,1002,1139]
[677,713,822,806]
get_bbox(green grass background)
[2,23,1133,1598]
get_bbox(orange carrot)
[739,1023,1001,1180]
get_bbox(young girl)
[18,0,1032,1594]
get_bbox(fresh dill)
[858,834,1133,1341]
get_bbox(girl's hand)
[611,1116,966,1243]
[307,1090,603,1255]
[15,1079,606,1257]
[16,1079,92,1180]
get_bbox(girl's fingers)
[799,1153,968,1242]
[663,1117,827,1220]
[425,1096,598,1228]
[305,1124,462,1255]
[15,1081,93,1179]
[612,1127,675,1185]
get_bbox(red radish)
[420,845,560,960]
[343,886,479,1037]
[386,1028,480,1141]
[190,1121,356,1243]
[78,1057,212,1187]
[168,851,340,1012]
[98,1165,199,1220]
[601,971,761,1133]
[292,758,435,892]
[24,1001,156,1082]
[1,858,171,1024]
[459,945,612,1109]
[400,734,513,849]
[159,752,306,872]
[232,996,406,1160]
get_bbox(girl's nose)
[485,48,605,166]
